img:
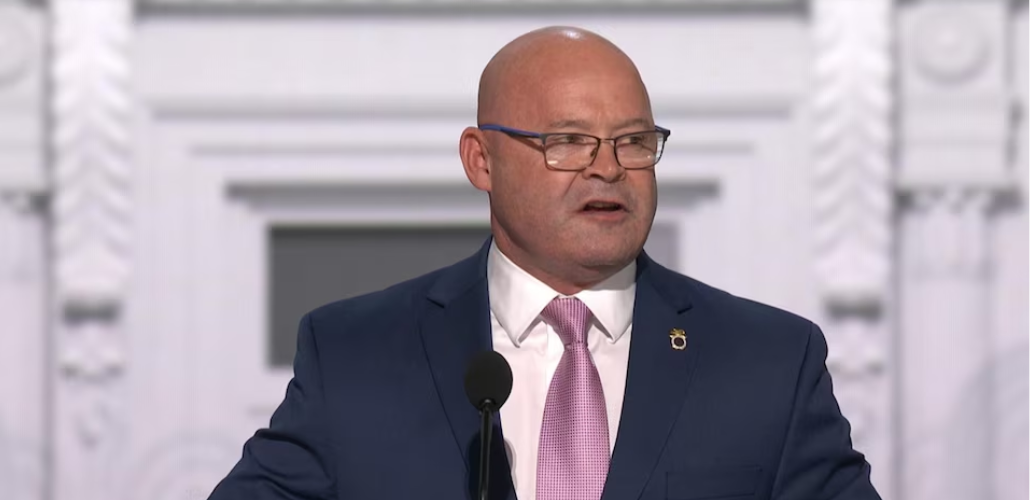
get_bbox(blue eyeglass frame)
[477,123,672,170]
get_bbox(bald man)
[209,27,881,500]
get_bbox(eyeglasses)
[478,124,671,171]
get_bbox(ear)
[460,126,492,192]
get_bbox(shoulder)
[648,262,825,383]
[692,277,813,334]
[647,260,818,349]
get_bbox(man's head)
[460,26,660,294]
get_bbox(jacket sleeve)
[770,322,882,500]
[208,313,337,500]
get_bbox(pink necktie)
[536,297,610,500]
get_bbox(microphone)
[464,351,513,500]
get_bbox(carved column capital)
[812,0,895,311]
[903,187,993,278]
[899,0,1015,192]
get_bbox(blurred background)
[0,0,1026,499]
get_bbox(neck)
[492,234,624,296]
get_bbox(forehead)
[510,70,653,130]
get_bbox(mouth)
[580,200,627,214]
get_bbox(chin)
[572,242,640,270]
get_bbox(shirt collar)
[487,241,636,348]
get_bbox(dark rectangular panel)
[269,226,491,367]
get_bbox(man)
[209,27,880,500]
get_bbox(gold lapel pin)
[669,328,687,350]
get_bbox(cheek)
[500,166,572,208]
[631,174,658,210]
[494,166,560,222]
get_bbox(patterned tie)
[536,297,610,500]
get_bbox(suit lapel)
[602,255,704,500]
[418,240,516,500]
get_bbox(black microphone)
[464,351,513,500]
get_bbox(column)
[49,1,134,499]
[811,0,895,496]
[897,2,1015,500]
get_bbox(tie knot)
[540,297,592,346]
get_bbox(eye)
[623,134,647,144]
[551,134,590,145]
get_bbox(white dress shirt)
[487,242,635,500]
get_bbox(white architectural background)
[0,1,1025,500]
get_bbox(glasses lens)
[543,134,599,170]
[616,132,665,169]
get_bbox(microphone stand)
[477,398,497,500]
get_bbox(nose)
[582,139,625,183]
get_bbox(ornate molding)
[147,95,795,121]
[812,0,894,310]
[909,7,991,86]
[904,188,991,278]
[903,2,1003,90]
[58,320,126,383]
[899,1,1012,190]
[810,3,894,491]
[141,0,802,7]
[49,0,134,478]
[51,0,133,313]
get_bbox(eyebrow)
[547,117,654,132]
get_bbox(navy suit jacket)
[210,242,880,500]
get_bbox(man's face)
[485,58,658,280]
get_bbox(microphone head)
[464,351,513,412]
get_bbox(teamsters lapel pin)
[669,328,687,350]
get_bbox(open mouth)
[581,201,625,212]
